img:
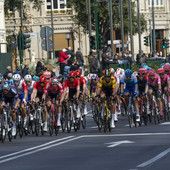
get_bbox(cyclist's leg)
[132,87,139,118]
[56,99,61,126]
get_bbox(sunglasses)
[52,83,58,86]
[69,77,74,79]
[14,81,20,83]
[159,73,164,76]
[40,82,45,84]
[105,76,110,78]
[26,81,31,83]
[126,76,131,79]
[76,76,80,78]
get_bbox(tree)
[68,0,147,43]
[4,0,43,17]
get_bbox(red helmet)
[40,76,46,83]
[102,70,105,76]
[138,70,145,76]
[43,71,51,78]
[52,77,59,84]
[157,68,165,74]
[163,64,170,71]
[69,71,75,77]
[148,69,156,76]
[139,68,147,74]
[75,70,81,76]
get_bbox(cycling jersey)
[114,73,120,84]
[79,77,86,90]
[137,75,148,92]
[160,74,170,87]
[15,80,27,95]
[44,82,64,95]
[148,74,161,88]
[27,81,36,95]
[98,76,117,89]
[64,78,80,91]
[120,74,138,88]
[33,81,49,94]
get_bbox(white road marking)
[0,136,74,160]
[0,136,83,164]
[105,140,134,148]
[89,126,98,129]
[137,148,170,168]
[159,122,170,125]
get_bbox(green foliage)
[68,0,147,42]
[28,63,36,75]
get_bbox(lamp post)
[66,34,71,47]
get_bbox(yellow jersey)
[98,76,117,89]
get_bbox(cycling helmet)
[110,68,115,74]
[69,71,75,77]
[75,70,81,76]
[24,74,32,81]
[33,76,39,82]
[120,69,125,75]
[52,77,59,84]
[43,71,51,78]
[163,64,170,71]
[0,74,3,82]
[148,69,156,76]
[139,68,147,74]
[116,68,121,75]
[104,69,111,77]
[157,68,165,74]
[125,69,133,77]
[138,70,145,76]
[91,74,98,80]
[39,76,46,83]
[13,74,21,81]
[3,81,11,90]
[102,70,105,76]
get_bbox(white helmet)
[13,74,21,81]
[24,74,32,81]
[110,68,115,74]
[116,68,121,75]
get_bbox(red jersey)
[64,78,80,91]
[33,81,49,94]
[44,82,64,95]
[79,77,86,88]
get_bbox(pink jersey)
[44,82,64,95]
[160,74,170,86]
[148,74,161,87]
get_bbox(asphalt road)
[1,107,170,170]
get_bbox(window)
[46,0,71,10]
[148,0,163,6]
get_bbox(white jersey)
[15,80,27,95]
[27,81,35,95]
[114,73,120,84]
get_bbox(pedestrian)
[59,48,69,74]
[90,53,99,74]
[76,48,84,67]
[3,66,12,80]
[66,46,75,66]
[22,64,29,77]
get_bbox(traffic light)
[22,34,31,50]
[90,36,96,50]
[162,38,165,49]
[99,34,104,50]
[165,38,169,48]
[144,36,149,46]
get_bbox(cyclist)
[43,77,65,126]
[33,76,40,82]
[24,74,35,102]
[0,74,3,86]
[31,76,49,131]
[120,69,140,121]
[0,81,20,136]
[13,74,28,129]
[64,71,80,120]
[75,70,87,116]
[137,69,149,112]
[163,64,170,77]
[148,69,163,119]
[157,68,170,109]
[96,69,117,128]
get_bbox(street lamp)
[66,34,71,47]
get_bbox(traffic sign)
[40,26,52,39]
[41,39,53,51]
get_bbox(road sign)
[41,39,53,51]
[108,40,120,45]
[116,44,127,48]
[40,26,52,39]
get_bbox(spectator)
[3,66,12,80]
[127,54,133,64]
[70,60,80,71]
[66,46,75,66]
[113,54,119,63]
[148,52,153,58]
[22,64,29,77]
[36,61,44,76]
[59,48,69,74]
[7,73,14,85]
[76,48,84,67]
[91,53,99,74]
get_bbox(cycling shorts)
[46,93,61,101]
[149,86,161,98]
[102,86,113,98]
[69,89,77,100]
[19,94,29,102]
[124,86,138,97]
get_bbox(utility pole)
[109,0,114,58]
[152,0,156,57]
[120,0,124,52]
[149,19,153,53]
[95,0,100,60]
[128,0,134,61]
[137,0,142,57]
[51,0,55,60]
[87,0,92,53]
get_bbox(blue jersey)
[120,73,138,88]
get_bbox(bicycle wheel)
[66,106,72,133]
[48,110,54,136]
[61,106,67,132]
[153,103,159,124]
[1,115,6,143]
[126,108,133,128]
[55,126,60,136]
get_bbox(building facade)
[0,0,6,53]
[5,0,89,64]
[133,0,170,56]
